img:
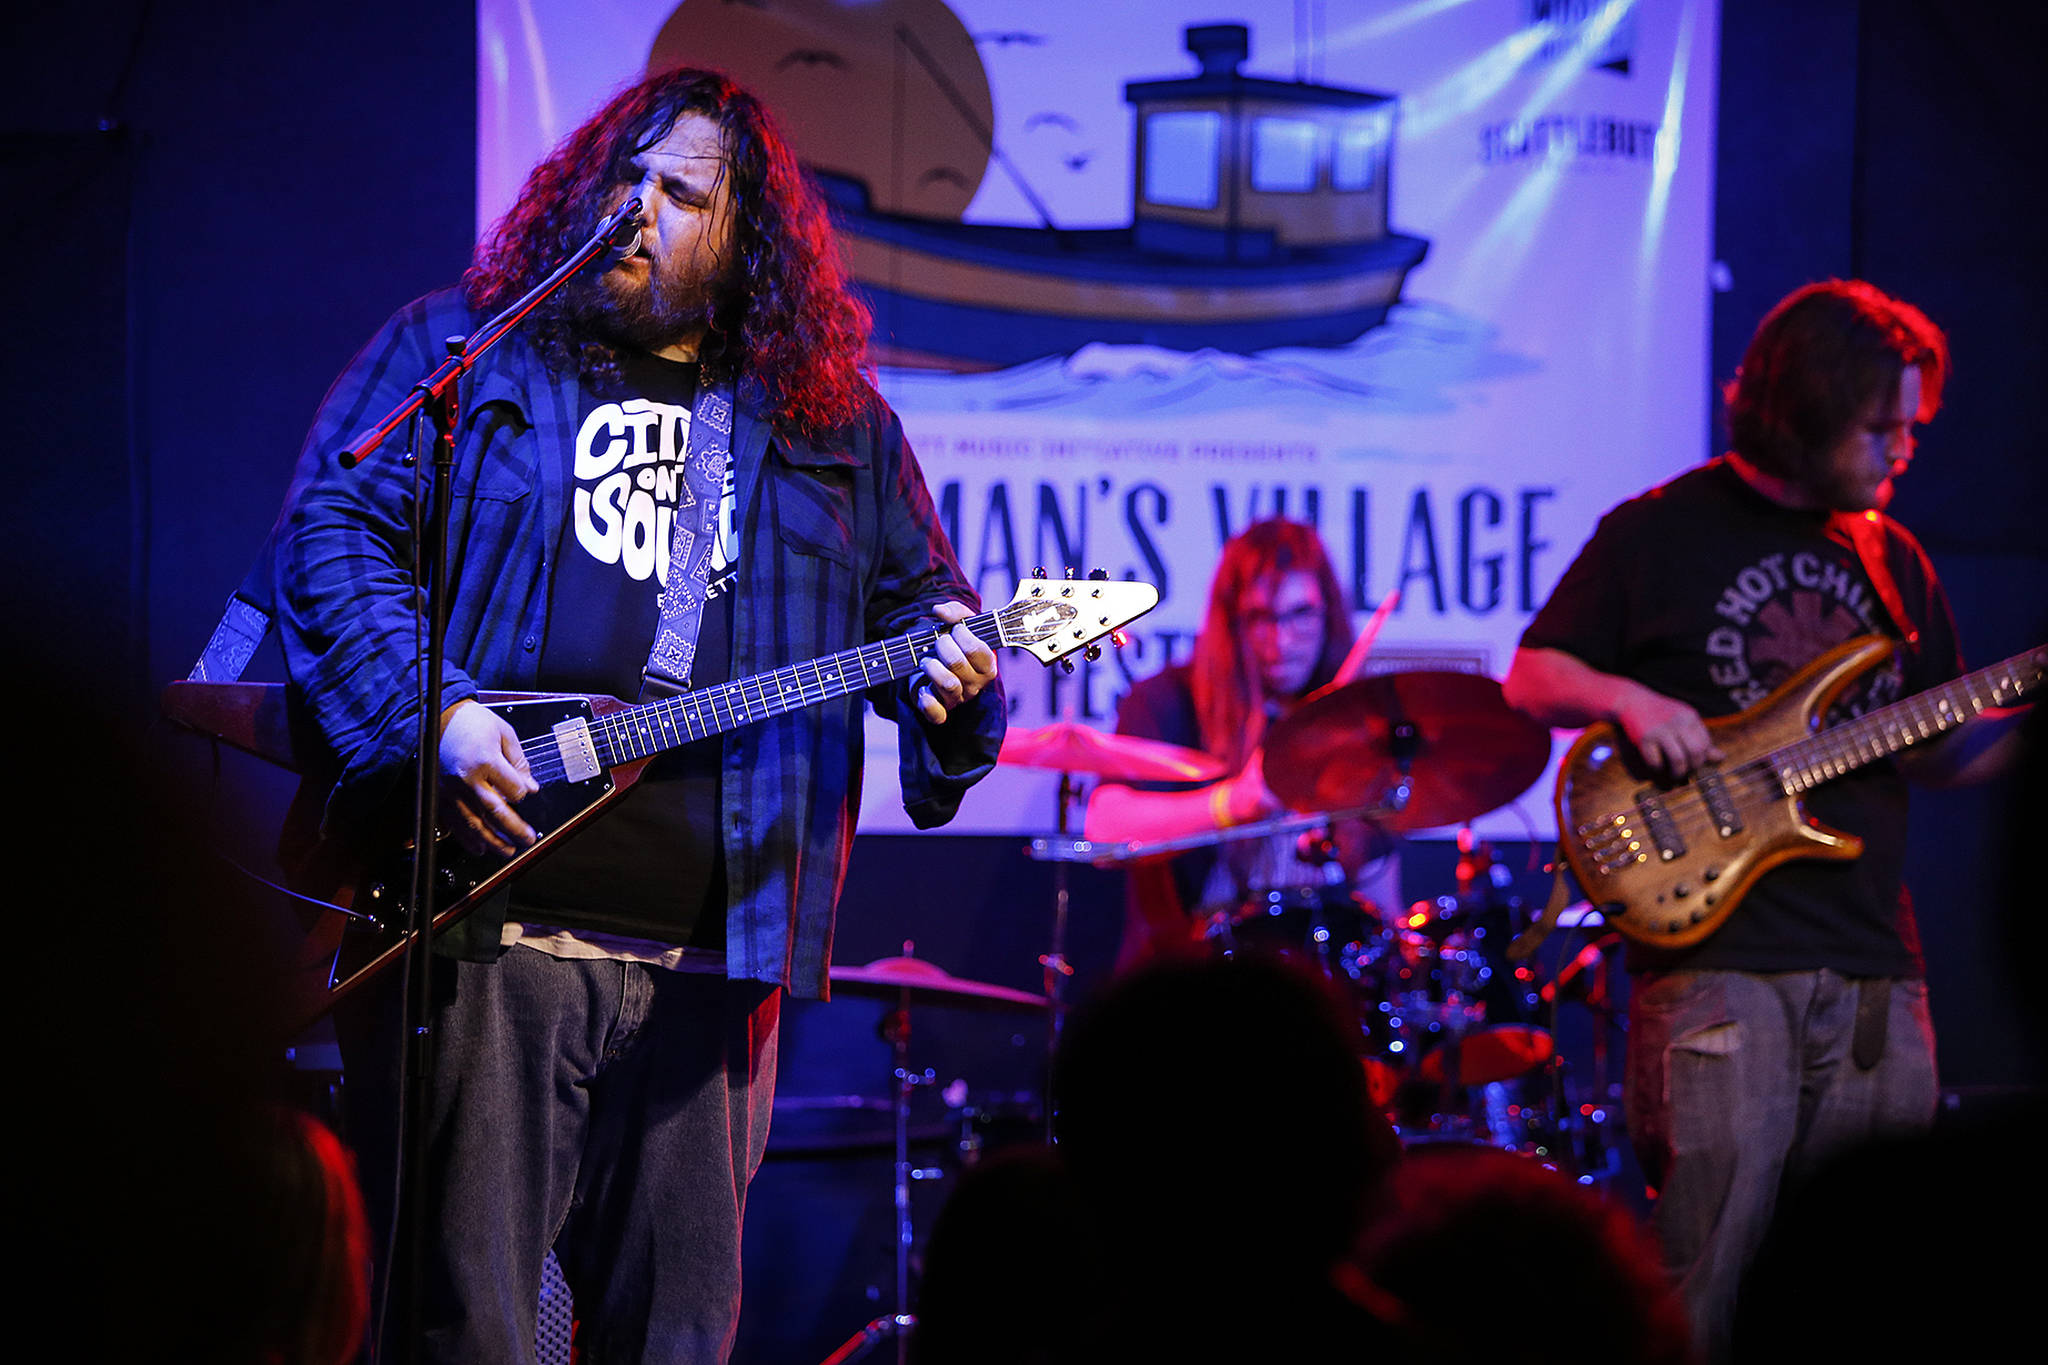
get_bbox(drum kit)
[1016,670,1613,1157]
[804,671,1623,1364]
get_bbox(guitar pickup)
[1693,768,1744,838]
[551,716,602,783]
[1634,792,1687,861]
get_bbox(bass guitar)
[1554,634,2043,949]
[163,573,1157,1019]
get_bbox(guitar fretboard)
[1772,645,2044,793]
[587,607,1004,767]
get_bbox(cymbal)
[1263,671,1551,831]
[999,720,1227,783]
[829,955,1053,1012]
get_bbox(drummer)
[1086,518,1400,970]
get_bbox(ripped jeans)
[1625,969,1936,1365]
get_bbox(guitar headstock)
[994,569,1158,668]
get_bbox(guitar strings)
[1576,725,1942,859]
[493,602,1031,781]
[1573,657,2039,855]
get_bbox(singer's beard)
[575,252,729,356]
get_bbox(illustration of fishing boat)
[826,23,1432,372]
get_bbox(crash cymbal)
[998,720,1227,783]
[1263,671,1551,831]
[829,955,1054,1012]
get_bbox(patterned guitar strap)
[1836,507,1917,1071]
[640,376,737,700]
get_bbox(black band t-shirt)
[1520,458,1963,977]
[506,352,738,948]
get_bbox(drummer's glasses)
[1242,603,1323,636]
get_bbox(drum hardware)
[1027,801,1394,866]
[998,721,1227,1068]
[816,945,1051,1365]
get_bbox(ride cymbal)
[1263,671,1551,831]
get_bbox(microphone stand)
[335,197,642,1363]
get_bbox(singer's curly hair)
[464,67,873,436]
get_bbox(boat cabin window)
[1251,117,1320,193]
[1143,111,1222,208]
[1332,115,1387,191]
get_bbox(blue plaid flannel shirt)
[272,289,1003,997]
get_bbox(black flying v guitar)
[162,573,1158,1019]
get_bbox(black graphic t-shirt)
[507,352,739,948]
[1522,458,1963,976]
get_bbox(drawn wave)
[878,301,1537,418]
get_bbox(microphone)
[592,196,645,270]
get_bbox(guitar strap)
[639,376,736,698]
[190,568,275,682]
[1836,509,1919,651]
[1836,508,1916,1071]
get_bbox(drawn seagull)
[776,49,848,72]
[975,31,1048,48]
[1024,111,1081,134]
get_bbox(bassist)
[1502,281,2026,1364]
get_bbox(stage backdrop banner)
[479,0,1720,838]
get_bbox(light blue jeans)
[1625,968,1936,1365]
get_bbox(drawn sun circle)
[649,0,992,220]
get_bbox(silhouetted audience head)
[1047,954,1404,1360]
[909,1145,1096,1365]
[1056,954,1397,1280]
[224,1105,373,1365]
[1353,1145,1694,1365]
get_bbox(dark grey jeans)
[1625,968,1936,1365]
[342,948,780,1365]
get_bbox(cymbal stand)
[819,950,937,1365]
[1039,772,1080,1067]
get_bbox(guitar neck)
[585,608,1001,769]
[1771,645,2042,794]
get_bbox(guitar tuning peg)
[1059,657,1076,674]
[1087,568,1108,581]
[1110,629,1130,649]
[1085,645,1102,662]
[1064,567,1077,579]
[1031,566,1047,579]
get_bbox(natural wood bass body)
[1554,635,2044,949]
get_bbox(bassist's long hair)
[1724,279,1948,486]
